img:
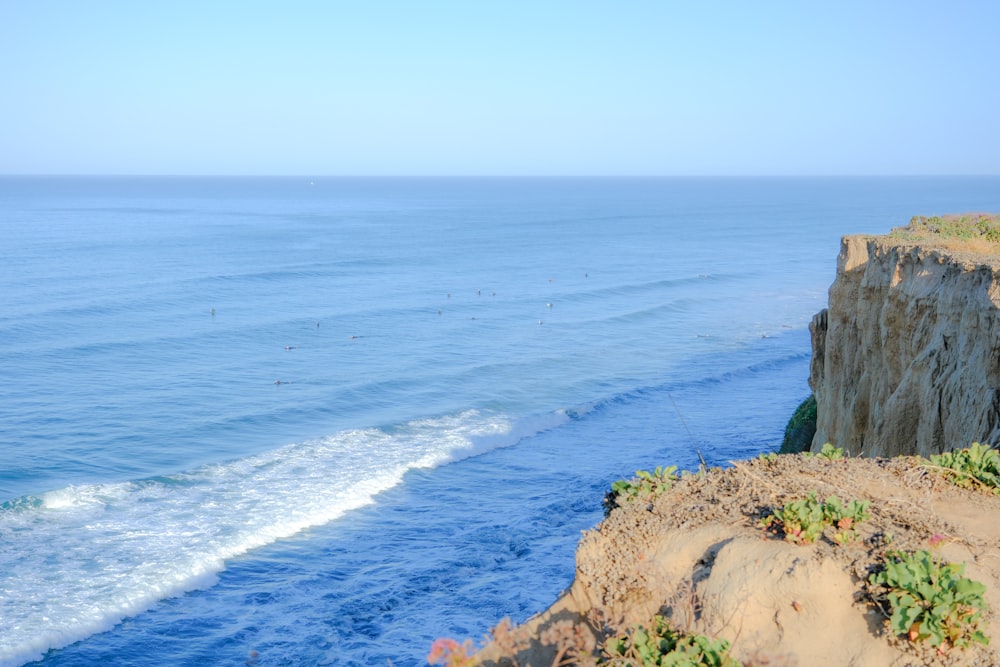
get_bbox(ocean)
[2,176,998,666]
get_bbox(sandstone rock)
[474,455,1000,667]
[810,235,1000,457]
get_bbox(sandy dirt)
[474,453,1000,667]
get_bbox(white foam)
[0,409,558,666]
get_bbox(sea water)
[1,176,998,666]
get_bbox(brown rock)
[810,235,1000,457]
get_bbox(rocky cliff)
[457,217,1000,667]
[810,229,1000,457]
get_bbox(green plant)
[978,216,1000,242]
[604,466,679,516]
[757,452,779,462]
[823,495,871,544]
[802,443,845,460]
[928,442,1000,494]
[758,493,869,545]
[817,443,845,460]
[759,493,828,544]
[780,394,816,454]
[869,550,989,650]
[889,213,1000,245]
[601,615,741,667]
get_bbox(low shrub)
[758,492,870,545]
[928,442,1000,494]
[601,615,741,667]
[801,442,845,460]
[779,395,816,455]
[868,550,989,650]
[823,495,872,544]
[604,466,679,516]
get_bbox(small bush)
[604,466,679,516]
[758,493,870,545]
[759,493,828,544]
[779,395,816,455]
[601,615,741,667]
[928,442,1000,494]
[802,443,845,460]
[823,495,871,544]
[817,443,845,460]
[869,550,989,650]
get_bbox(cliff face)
[809,235,1000,457]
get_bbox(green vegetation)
[601,615,741,667]
[604,466,679,516]
[779,394,817,454]
[815,442,845,460]
[927,442,1000,494]
[869,550,989,650]
[824,494,872,544]
[759,493,826,544]
[889,213,1000,244]
[758,492,870,545]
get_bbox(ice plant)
[928,442,1000,494]
[758,493,869,545]
[869,550,989,650]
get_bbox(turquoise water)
[2,176,998,666]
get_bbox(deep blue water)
[1,176,998,666]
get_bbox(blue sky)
[2,1,997,176]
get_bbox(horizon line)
[2,173,999,179]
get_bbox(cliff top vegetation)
[887,213,1000,256]
[459,446,1000,667]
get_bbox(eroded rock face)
[810,236,1000,457]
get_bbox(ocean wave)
[553,272,739,305]
[0,409,565,667]
[566,346,812,423]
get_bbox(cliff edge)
[444,215,1000,667]
[467,454,1000,667]
[810,214,1000,457]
